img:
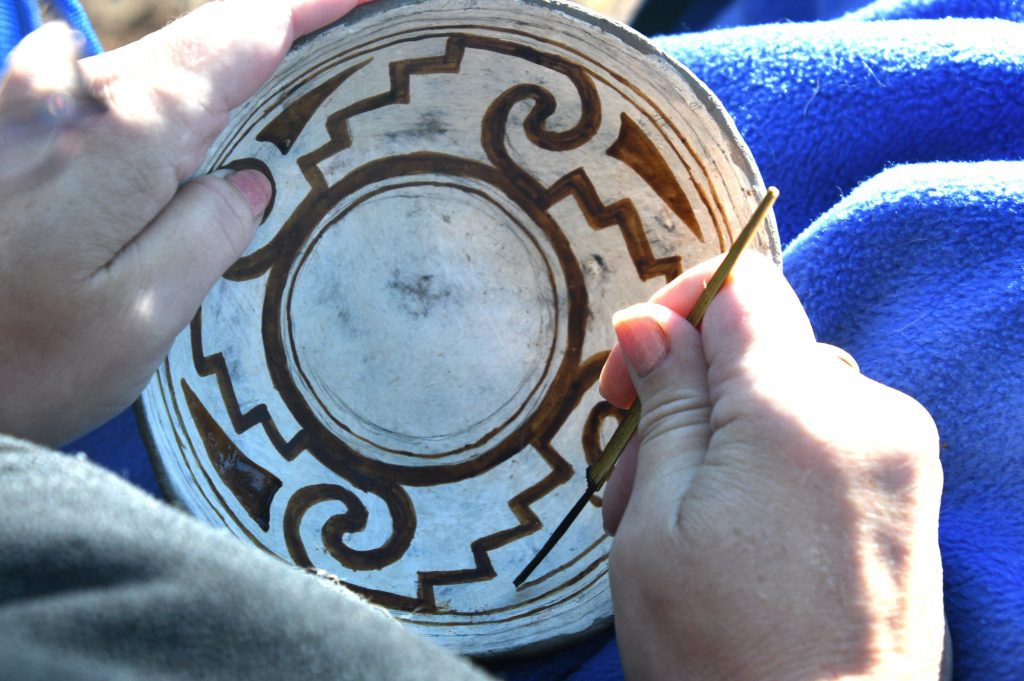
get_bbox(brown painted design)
[284,483,415,572]
[277,176,564,463]
[582,401,625,468]
[225,33,689,283]
[544,168,681,281]
[172,26,728,615]
[190,308,309,461]
[189,307,418,574]
[181,380,282,532]
[413,440,573,611]
[153,366,268,550]
[255,60,370,155]
[225,36,471,281]
[395,352,612,614]
[480,73,682,282]
[608,112,703,241]
[582,389,627,510]
[261,153,585,484]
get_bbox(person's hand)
[599,253,945,680]
[0,0,369,445]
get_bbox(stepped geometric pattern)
[140,0,776,656]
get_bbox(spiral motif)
[140,0,778,657]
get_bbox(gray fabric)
[0,435,492,681]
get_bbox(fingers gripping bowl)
[139,0,779,657]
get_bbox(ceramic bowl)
[140,0,779,657]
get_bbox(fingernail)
[226,169,272,219]
[613,310,669,378]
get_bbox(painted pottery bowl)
[140,0,779,657]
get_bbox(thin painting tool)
[513,186,779,589]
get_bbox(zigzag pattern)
[200,33,695,606]
[189,309,309,461]
[414,440,573,608]
[546,168,682,281]
[297,36,469,182]
[411,352,609,607]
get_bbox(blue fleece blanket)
[519,2,1024,678]
[568,3,1024,679]
[5,0,1023,679]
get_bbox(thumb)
[103,168,272,341]
[610,302,712,514]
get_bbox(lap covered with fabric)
[0,436,491,681]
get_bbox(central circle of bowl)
[281,177,569,466]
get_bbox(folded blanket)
[4,0,1020,678]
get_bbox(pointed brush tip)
[512,568,532,589]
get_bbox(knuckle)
[638,388,712,451]
[887,389,939,461]
[640,389,710,432]
[867,388,943,498]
